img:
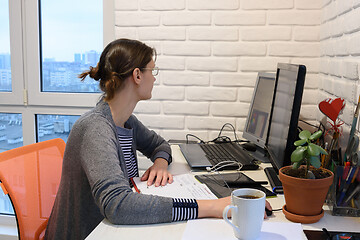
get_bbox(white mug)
[223,188,266,240]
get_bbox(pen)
[351,167,359,183]
[337,167,356,205]
[344,184,360,205]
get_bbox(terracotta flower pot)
[279,166,334,223]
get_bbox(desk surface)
[86,145,360,240]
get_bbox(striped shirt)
[116,126,198,222]
[117,127,138,178]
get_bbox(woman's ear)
[132,68,142,85]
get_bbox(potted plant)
[278,130,334,224]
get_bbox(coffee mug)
[223,188,266,240]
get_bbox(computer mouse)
[265,207,273,217]
[242,142,257,152]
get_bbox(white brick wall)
[113,0,359,144]
[320,0,360,141]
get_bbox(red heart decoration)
[318,98,345,123]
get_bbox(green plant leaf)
[314,145,328,155]
[308,156,321,168]
[307,143,320,156]
[294,139,307,146]
[309,130,323,141]
[292,161,302,169]
[299,130,311,140]
[291,146,306,162]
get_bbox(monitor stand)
[250,146,270,163]
[264,167,283,194]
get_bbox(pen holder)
[326,166,360,217]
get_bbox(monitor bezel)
[242,72,276,149]
[265,63,306,173]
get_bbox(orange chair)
[0,138,65,240]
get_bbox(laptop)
[179,72,276,171]
[242,72,276,163]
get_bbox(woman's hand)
[198,198,272,219]
[264,200,272,219]
[141,158,173,187]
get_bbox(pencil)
[130,178,141,193]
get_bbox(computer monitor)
[243,72,276,149]
[266,63,306,173]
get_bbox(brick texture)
[113,0,360,145]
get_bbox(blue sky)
[0,0,10,54]
[0,0,103,61]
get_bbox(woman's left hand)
[141,158,173,187]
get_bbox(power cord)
[186,134,205,144]
[206,161,243,172]
[217,123,239,142]
[186,123,248,144]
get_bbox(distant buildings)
[0,54,11,91]
[0,50,101,93]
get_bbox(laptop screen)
[242,72,275,148]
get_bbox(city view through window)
[41,50,101,93]
[40,0,102,93]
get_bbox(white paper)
[133,174,217,199]
[181,219,305,240]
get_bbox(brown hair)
[79,38,156,101]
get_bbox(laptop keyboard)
[200,143,257,170]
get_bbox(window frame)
[25,0,115,107]
[0,0,115,230]
[0,0,24,105]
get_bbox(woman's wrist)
[197,197,231,219]
[197,200,218,218]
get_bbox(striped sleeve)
[171,198,198,222]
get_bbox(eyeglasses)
[141,67,159,76]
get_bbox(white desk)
[86,145,360,240]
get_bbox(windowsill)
[0,215,18,240]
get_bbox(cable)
[210,135,232,143]
[206,161,243,172]
[186,123,246,145]
[217,123,239,142]
[185,134,205,144]
[272,208,282,212]
[299,119,325,132]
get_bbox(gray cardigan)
[45,100,173,240]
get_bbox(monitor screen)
[266,63,306,172]
[243,72,275,148]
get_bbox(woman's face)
[138,60,156,100]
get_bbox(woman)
[45,39,271,240]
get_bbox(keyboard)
[264,167,283,194]
[200,142,257,170]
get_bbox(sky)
[0,0,10,54]
[0,0,103,62]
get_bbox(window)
[36,114,80,143]
[0,0,114,224]
[0,113,23,152]
[0,113,21,215]
[40,0,102,93]
[0,0,11,92]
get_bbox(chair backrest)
[0,138,66,240]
